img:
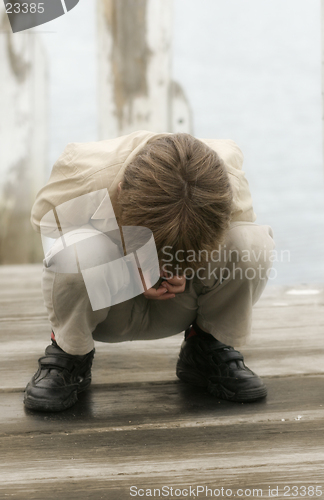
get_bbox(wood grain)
[0,265,323,499]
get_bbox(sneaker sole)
[176,366,267,403]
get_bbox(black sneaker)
[24,342,95,412]
[176,330,267,402]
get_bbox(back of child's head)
[118,133,233,275]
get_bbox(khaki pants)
[42,222,275,355]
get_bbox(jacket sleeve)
[224,140,256,223]
[31,143,85,233]
[31,130,159,234]
[201,138,257,223]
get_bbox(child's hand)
[143,275,186,301]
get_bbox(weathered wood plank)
[2,334,324,391]
[1,466,323,500]
[1,376,324,436]
[1,417,324,499]
[1,266,324,499]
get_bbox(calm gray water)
[40,0,324,284]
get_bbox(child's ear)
[117,182,122,194]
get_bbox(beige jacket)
[31,130,256,232]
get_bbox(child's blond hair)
[119,133,233,274]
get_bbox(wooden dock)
[0,265,324,499]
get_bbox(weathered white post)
[0,6,48,263]
[97,0,192,138]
